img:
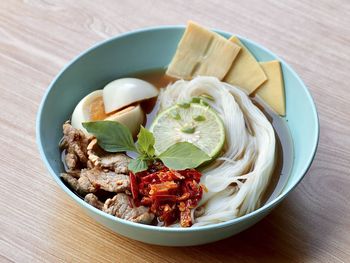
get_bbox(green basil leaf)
[158,142,211,170]
[83,121,137,152]
[128,158,148,173]
[137,126,155,157]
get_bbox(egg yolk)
[89,96,109,121]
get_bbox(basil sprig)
[83,121,210,173]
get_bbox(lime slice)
[150,103,225,158]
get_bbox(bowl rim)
[36,25,320,232]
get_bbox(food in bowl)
[59,21,293,228]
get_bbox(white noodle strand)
[158,77,276,226]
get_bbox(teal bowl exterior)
[36,26,319,246]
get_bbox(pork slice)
[84,193,104,210]
[100,154,130,174]
[87,139,130,174]
[65,152,78,171]
[61,168,130,195]
[60,122,92,169]
[79,168,130,194]
[61,173,80,192]
[103,194,154,224]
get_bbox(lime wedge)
[150,103,225,158]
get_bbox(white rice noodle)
[158,76,276,226]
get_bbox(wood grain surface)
[1,0,349,262]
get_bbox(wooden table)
[1,1,349,262]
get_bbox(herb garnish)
[83,121,211,173]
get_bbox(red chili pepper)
[170,170,185,180]
[129,172,138,200]
[176,192,190,202]
[149,181,178,195]
[180,205,192,227]
[178,169,201,181]
[151,194,177,203]
[140,196,152,206]
[141,172,161,184]
[160,204,178,226]
[132,165,203,227]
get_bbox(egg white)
[71,90,103,134]
[103,78,158,113]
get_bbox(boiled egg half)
[103,78,159,113]
[71,78,158,136]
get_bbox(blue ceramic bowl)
[36,26,319,246]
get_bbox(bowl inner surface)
[37,26,319,231]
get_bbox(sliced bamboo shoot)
[256,60,285,116]
[224,36,267,94]
[166,21,241,80]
